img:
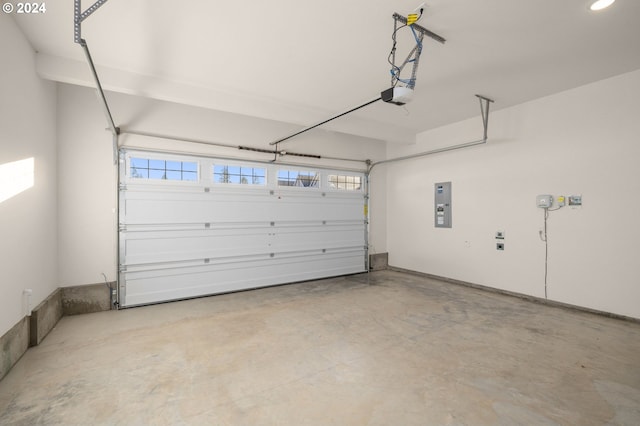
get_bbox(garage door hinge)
[119,183,127,191]
[119,224,127,232]
[118,264,127,273]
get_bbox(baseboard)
[369,252,389,271]
[1,281,114,382]
[61,283,113,315]
[1,287,64,381]
[0,316,29,382]
[388,266,640,324]
[29,288,63,347]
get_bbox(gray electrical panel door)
[434,182,452,228]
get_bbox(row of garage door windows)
[129,157,363,191]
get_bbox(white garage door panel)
[119,150,367,307]
[122,250,365,307]
[124,224,364,265]
[123,194,362,224]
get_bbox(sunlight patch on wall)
[0,158,35,203]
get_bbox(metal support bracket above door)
[74,0,120,164]
[476,94,494,143]
[368,94,494,172]
[74,0,109,43]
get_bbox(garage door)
[118,149,367,307]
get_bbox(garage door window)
[278,170,319,188]
[130,157,198,181]
[328,174,362,191]
[214,165,266,185]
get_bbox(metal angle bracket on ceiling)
[74,0,120,165]
[392,12,446,45]
[74,0,109,44]
[476,94,494,142]
[388,12,445,93]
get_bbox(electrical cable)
[543,209,549,299]
[411,25,423,46]
[388,25,407,87]
[387,9,423,88]
[541,206,562,299]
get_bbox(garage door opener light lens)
[590,0,615,11]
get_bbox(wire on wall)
[540,209,550,299]
[539,205,562,299]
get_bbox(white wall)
[56,84,387,287]
[385,69,640,319]
[56,85,116,287]
[0,14,58,337]
[368,166,387,257]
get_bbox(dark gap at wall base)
[0,282,113,382]
[388,266,640,324]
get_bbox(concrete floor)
[1,270,639,425]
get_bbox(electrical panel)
[434,182,452,228]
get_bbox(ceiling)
[12,0,640,144]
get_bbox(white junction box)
[536,194,553,208]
